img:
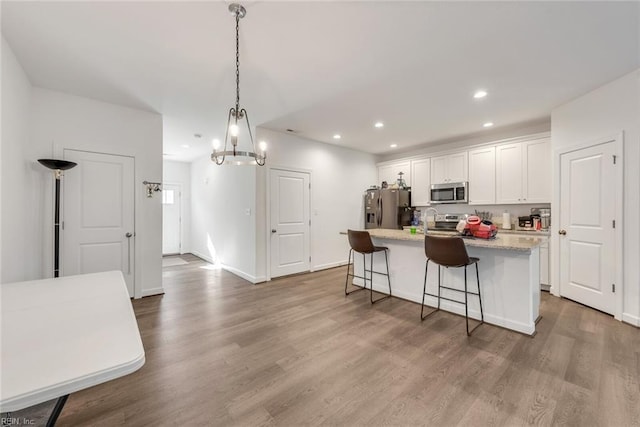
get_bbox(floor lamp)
[38,159,77,278]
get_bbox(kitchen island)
[350,229,547,335]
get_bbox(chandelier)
[211,3,266,166]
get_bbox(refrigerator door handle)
[378,196,383,227]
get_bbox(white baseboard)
[313,261,348,272]
[142,287,165,297]
[191,251,264,284]
[622,313,640,327]
[191,250,214,264]
[222,264,261,284]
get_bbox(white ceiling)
[2,1,639,162]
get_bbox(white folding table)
[1,271,145,425]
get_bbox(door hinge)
[309,219,311,226]
[309,183,311,189]
[309,256,311,262]
[62,221,64,230]
[613,155,617,164]
[612,283,616,293]
[612,220,616,228]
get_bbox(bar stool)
[344,230,392,304]
[420,235,484,336]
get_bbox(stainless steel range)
[433,213,469,231]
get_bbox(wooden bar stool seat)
[344,230,392,304]
[421,235,484,336]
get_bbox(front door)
[63,150,135,296]
[162,183,182,255]
[270,168,310,278]
[559,141,617,314]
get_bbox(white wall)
[551,69,640,326]
[1,37,39,283]
[188,129,376,283]
[163,160,191,254]
[190,156,257,281]
[28,88,164,297]
[255,128,378,280]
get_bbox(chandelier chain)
[235,12,240,114]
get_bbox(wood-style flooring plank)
[37,254,639,426]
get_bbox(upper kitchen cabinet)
[468,146,495,205]
[378,160,411,187]
[410,157,430,206]
[430,151,468,184]
[496,138,551,204]
[523,138,551,203]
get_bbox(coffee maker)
[531,207,551,230]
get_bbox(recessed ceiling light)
[483,122,494,128]
[374,122,384,128]
[474,90,488,99]
[181,144,190,148]
[390,143,398,148]
[333,134,341,140]
[194,133,202,138]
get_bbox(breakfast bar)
[350,229,547,335]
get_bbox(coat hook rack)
[143,181,162,198]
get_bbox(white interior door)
[559,141,616,314]
[63,150,135,296]
[270,169,310,278]
[162,183,181,255]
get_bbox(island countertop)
[364,228,547,251]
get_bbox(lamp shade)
[38,159,77,171]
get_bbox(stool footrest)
[428,285,480,296]
[424,292,466,306]
[346,270,389,280]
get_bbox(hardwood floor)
[50,254,640,425]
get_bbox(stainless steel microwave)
[430,182,468,204]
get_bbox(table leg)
[46,395,69,427]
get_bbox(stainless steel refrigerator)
[364,188,411,229]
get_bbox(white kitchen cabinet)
[540,241,549,290]
[496,138,550,204]
[378,161,411,187]
[430,151,468,184]
[496,143,523,203]
[410,157,430,206]
[523,138,551,203]
[468,146,495,205]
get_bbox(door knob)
[558,229,567,235]
[271,229,277,233]
[125,232,133,238]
